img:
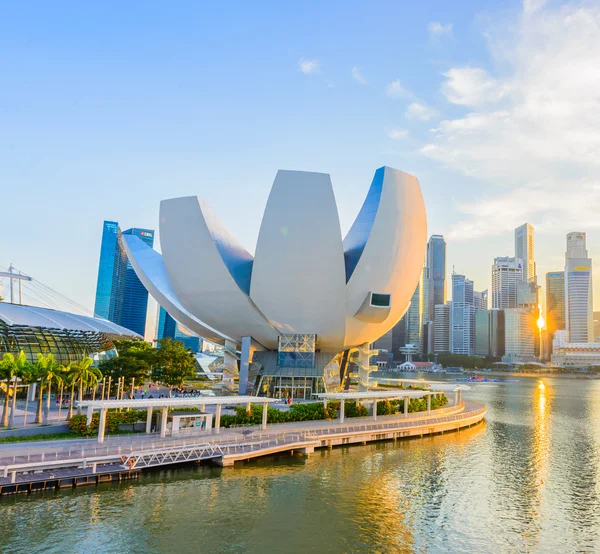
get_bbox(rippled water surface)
[2,376,600,553]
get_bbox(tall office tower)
[94,221,127,323]
[391,319,407,362]
[434,303,450,353]
[489,309,505,358]
[450,302,476,355]
[475,309,490,356]
[503,309,535,362]
[449,273,476,355]
[426,235,447,322]
[405,269,424,352]
[515,223,535,282]
[373,328,393,352]
[564,232,593,343]
[157,307,201,352]
[422,266,429,321]
[422,321,434,355]
[566,231,588,258]
[473,290,488,311]
[517,278,541,357]
[492,257,523,309]
[546,271,566,337]
[120,228,155,336]
[451,273,474,304]
[94,221,154,336]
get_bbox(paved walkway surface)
[0,400,485,469]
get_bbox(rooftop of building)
[0,302,140,337]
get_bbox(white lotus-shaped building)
[123,166,426,395]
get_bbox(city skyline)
[2,0,600,311]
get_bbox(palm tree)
[9,352,32,428]
[0,352,20,427]
[33,353,64,424]
[63,366,78,420]
[70,357,101,414]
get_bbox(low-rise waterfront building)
[551,342,600,368]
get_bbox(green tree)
[153,338,197,396]
[33,353,65,424]
[99,340,154,391]
[69,357,101,414]
[63,367,77,420]
[0,351,31,427]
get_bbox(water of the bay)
[1,374,599,554]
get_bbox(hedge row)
[219,395,447,428]
[68,410,148,436]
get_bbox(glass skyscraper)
[94,221,154,336]
[157,307,201,352]
[426,235,446,322]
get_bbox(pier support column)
[215,404,222,434]
[427,395,431,413]
[86,406,93,426]
[357,342,371,392]
[146,406,153,434]
[246,402,252,414]
[339,399,345,423]
[373,400,378,421]
[404,397,409,415]
[97,408,107,443]
[262,401,268,430]
[239,336,252,395]
[454,391,458,406]
[160,407,168,438]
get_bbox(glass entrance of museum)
[257,376,325,399]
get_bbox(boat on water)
[456,376,519,383]
[445,367,465,375]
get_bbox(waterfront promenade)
[0,398,485,493]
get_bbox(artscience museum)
[123,166,427,397]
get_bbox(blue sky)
[2,0,599,311]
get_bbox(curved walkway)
[0,400,485,470]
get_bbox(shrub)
[68,410,147,436]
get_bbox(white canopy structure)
[78,396,279,442]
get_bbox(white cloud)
[405,102,439,121]
[386,127,409,140]
[442,67,503,107]
[385,79,412,99]
[428,21,453,37]
[421,2,600,240]
[298,58,320,74]
[352,66,367,84]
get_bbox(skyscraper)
[94,221,127,324]
[450,273,476,355]
[157,307,201,352]
[515,223,535,282]
[434,303,450,353]
[564,232,593,343]
[426,235,446,322]
[489,309,505,358]
[503,308,536,362]
[94,221,154,336]
[452,273,474,304]
[473,290,488,311]
[475,309,490,356]
[492,257,523,309]
[405,268,424,352]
